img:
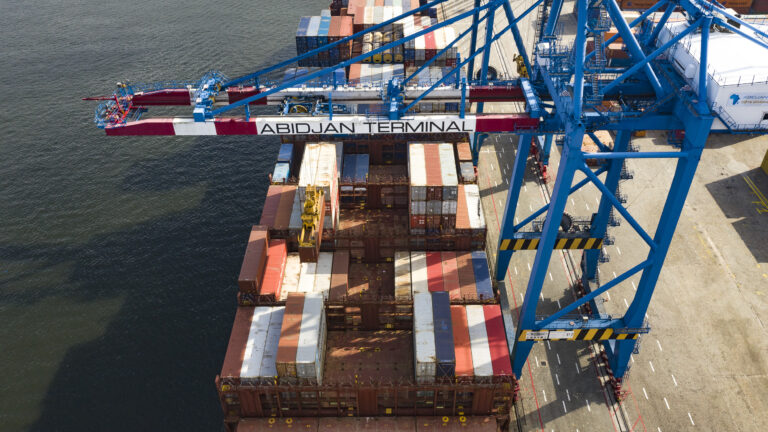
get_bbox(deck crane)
[85,0,768,401]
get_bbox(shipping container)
[410,251,428,295]
[456,251,478,301]
[413,291,436,383]
[273,185,296,234]
[440,252,460,300]
[298,261,318,293]
[450,305,474,382]
[466,305,493,381]
[259,185,282,228]
[276,293,306,379]
[272,163,290,184]
[280,254,302,300]
[482,305,513,377]
[314,252,334,299]
[470,251,493,300]
[296,292,326,384]
[425,251,444,292]
[431,291,456,377]
[238,226,269,293]
[258,240,287,303]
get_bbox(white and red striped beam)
[104,114,539,136]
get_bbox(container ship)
[215,2,518,431]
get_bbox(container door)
[358,389,378,416]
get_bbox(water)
[0,1,325,430]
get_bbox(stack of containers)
[297,143,340,260]
[408,143,458,235]
[455,142,475,183]
[259,185,297,239]
[276,293,327,385]
[455,184,486,250]
[279,254,302,300]
[220,306,286,392]
[410,251,436,384]
[431,291,456,378]
[348,64,406,85]
[239,239,287,305]
[414,251,493,302]
[238,226,269,300]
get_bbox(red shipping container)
[425,30,436,59]
[220,307,253,385]
[274,185,296,231]
[276,293,306,378]
[752,0,768,12]
[455,184,470,233]
[450,305,474,382]
[456,251,477,300]
[238,226,269,293]
[441,252,461,300]
[483,305,513,376]
[410,214,426,229]
[330,250,350,301]
[259,185,282,227]
[423,144,443,201]
[426,252,444,292]
[260,240,287,302]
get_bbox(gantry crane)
[85,0,768,400]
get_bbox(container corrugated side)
[278,143,294,163]
[297,262,317,293]
[466,304,493,379]
[440,251,461,300]
[289,190,302,231]
[260,186,282,227]
[272,162,290,184]
[456,251,478,300]
[431,291,456,377]
[260,240,287,302]
[314,252,333,300]
[413,291,436,383]
[450,305,474,381]
[423,144,443,199]
[274,185,296,232]
[394,250,412,300]
[276,293,305,378]
[280,254,301,300]
[238,226,269,293]
[258,306,285,383]
[296,292,325,384]
[220,307,253,384]
[456,142,472,162]
[425,251,444,292]
[410,251,428,295]
[483,305,513,376]
[459,161,476,183]
[471,251,493,300]
[239,307,274,382]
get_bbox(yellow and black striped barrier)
[518,328,640,341]
[499,237,603,251]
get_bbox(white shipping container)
[240,307,273,381]
[299,143,337,204]
[280,254,302,300]
[459,161,476,183]
[413,291,436,383]
[464,185,486,230]
[308,16,321,38]
[259,306,285,381]
[410,200,426,215]
[466,305,493,378]
[394,251,412,300]
[410,251,428,295]
[408,143,427,200]
[314,252,333,300]
[298,262,317,293]
[296,293,325,383]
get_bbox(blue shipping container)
[471,251,494,299]
[278,143,293,163]
[355,154,369,183]
[342,154,357,182]
[272,162,290,184]
[431,291,456,378]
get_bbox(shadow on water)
[17,135,279,432]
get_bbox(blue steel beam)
[501,0,534,80]
[698,17,711,112]
[604,0,664,97]
[496,133,532,280]
[468,0,482,81]
[584,130,631,282]
[511,124,584,377]
[477,4,496,114]
[571,0,588,119]
[585,0,668,61]
[644,3,675,48]
[544,0,564,36]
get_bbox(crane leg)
[497,133,532,280]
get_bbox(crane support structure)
[85,0,768,396]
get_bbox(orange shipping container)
[450,305,475,382]
[276,293,306,378]
[238,226,269,293]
